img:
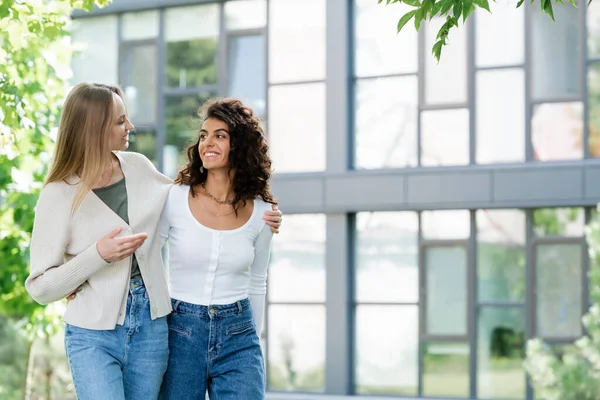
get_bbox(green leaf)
[453,0,463,18]
[462,0,474,22]
[402,0,422,6]
[397,10,418,32]
[542,0,555,20]
[473,0,491,12]
[414,7,426,30]
[516,0,525,7]
[432,40,444,62]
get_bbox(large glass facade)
[60,0,599,399]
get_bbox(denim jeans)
[161,298,265,400]
[64,280,169,400]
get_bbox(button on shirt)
[159,184,274,336]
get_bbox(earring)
[200,165,204,173]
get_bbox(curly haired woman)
[159,98,276,400]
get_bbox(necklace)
[201,182,234,205]
[199,199,234,217]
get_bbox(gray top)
[92,178,141,281]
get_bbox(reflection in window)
[476,1,524,67]
[121,44,157,125]
[532,102,583,161]
[268,214,326,303]
[354,76,417,169]
[533,208,584,237]
[128,129,157,166]
[269,0,325,83]
[164,92,216,177]
[225,0,266,30]
[532,2,580,99]
[536,243,583,338]
[267,305,325,392]
[424,18,467,104]
[355,306,418,396]
[227,35,266,118]
[476,210,526,302]
[122,10,158,40]
[165,5,219,88]
[477,307,526,399]
[422,342,469,397]
[421,210,470,240]
[355,212,418,303]
[588,64,600,157]
[268,83,326,173]
[420,109,469,166]
[71,16,118,84]
[354,0,417,77]
[476,69,525,164]
[425,246,467,336]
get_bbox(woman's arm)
[248,223,274,338]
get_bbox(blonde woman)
[25,83,282,400]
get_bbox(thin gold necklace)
[201,182,234,205]
[199,199,234,217]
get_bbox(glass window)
[225,0,266,30]
[422,342,469,397]
[355,212,418,303]
[536,243,583,338]
[420,109,470,166]
[355,76,418,169]
[425,246,468,336]
[476,1,524,67]
[588,64,600,157]
[477,307,526,399]
[227,34,266,118]
[164,91,216,177]
[128,129,157,166]
[165,5,219,88]
[355,305,418,396]
[532,102,583,161]
[268,83,326,173]
[476,69,525,164]
[354,0,417,77]
[533,208,585,237]
[532,2,580,99]
[267,305,325,392]
[122,10,159,40]
[588,1,600,58]
[121,44,157,125]
[269,0,325,83]
[268,214,326,303]
[71,16,118,84]
[421,210,470,240]
[424,18,467,104]
[476,210,526,303]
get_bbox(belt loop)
[237,300,242,315]
[174,300,181,312]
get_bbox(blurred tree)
[0,0,111,397]
[381,0,582,61]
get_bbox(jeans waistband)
[171,298,250,317]
[129,279,145,295]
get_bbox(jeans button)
[209,308,215,314]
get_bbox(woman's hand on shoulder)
[263,204,282,234]
[96,227,148,263]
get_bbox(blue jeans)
[161,298,265,400]
[64,280,169,400]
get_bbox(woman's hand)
[96,227,148,263]
[263,204,283,234]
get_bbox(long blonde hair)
[45,82,124,212]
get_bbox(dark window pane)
[477,307,526,399]
[267,305,325,392]
[536,243,583,338]
[164,92,216,177]
[477,210,526,302]
[355,305,418,396]
[422,342,469,397]
[355,212,418,303]
[532,102,583,161]
[227,34,266,118]
[127,129,157,166]
[425,246,468,336]
[533,208,584,237]
[121,44,157,125]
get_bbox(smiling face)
[109,93,134,151]
[198,117,231,171]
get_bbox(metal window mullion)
[525,2,533,163]
[218,2,227,97]
[583,0,591,159]
[468,209,477,399]
[525,208,535,400]
[468,14,476,165]
[417,18,425,168]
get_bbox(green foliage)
[523,208,600,399]
[379,0,581,61]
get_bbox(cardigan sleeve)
[25,184,110,305]
[248,220,274,338]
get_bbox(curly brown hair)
[174,98,276,211]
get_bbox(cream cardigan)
[25,151,173,330]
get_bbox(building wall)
[70,0,600,398]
